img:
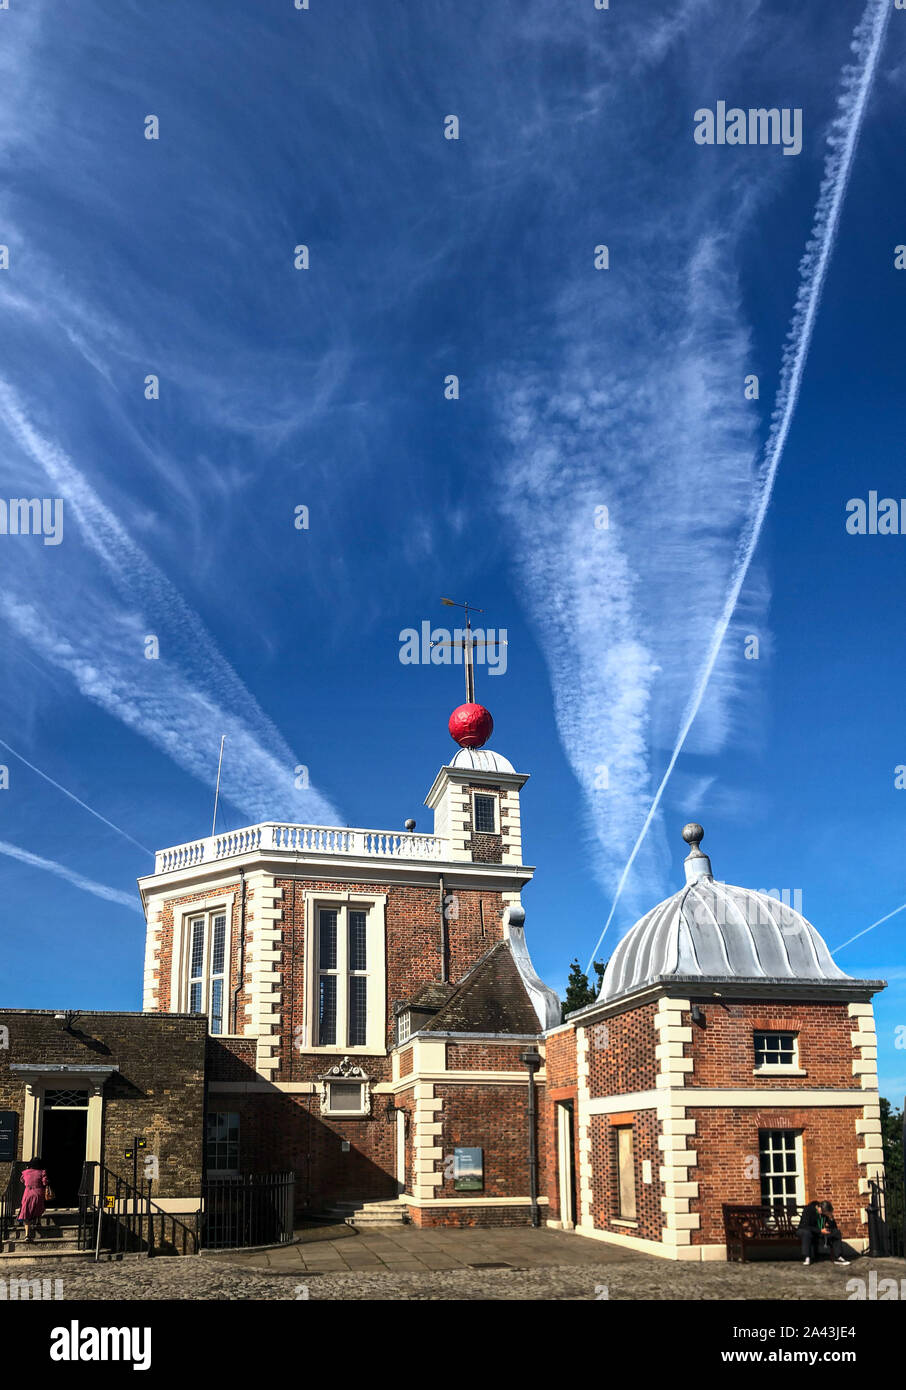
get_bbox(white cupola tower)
[425,745,528,864]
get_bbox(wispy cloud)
[580,0,892,969]
[496,10,774,927]
[0,382,340,827]
[0,838,141,913]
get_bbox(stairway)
[0,1208,93,1260]
[322,1198,410,1227]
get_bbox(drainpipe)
[438,873,448,983]
[231,869,247,1035]
[520,1049,542,1228]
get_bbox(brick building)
[135,716,561,1226]
[0,1012,206,1209]
[0,707,887,1250]
[545,823,887,1259]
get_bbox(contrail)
[585,0,891,974]
[0,382,341,826]
[0,838,142,912]
[832,901,906,957]
[0,736,153,857]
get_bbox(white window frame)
[471,790,499,835]
[753,1030,805,1075]
[758,1129,805,1207]
[397,1010,411,1045]
[168,892,235,1033]
[179,903,232,1035]
[301,890,387,1055]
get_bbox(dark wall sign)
[453,1146,483,1191]
[0,1110,19,1163]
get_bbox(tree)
[880,1096,904,1185]
[561,958,607,1021]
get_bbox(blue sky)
[1,0,904,1100]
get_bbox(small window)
[323,1081,369,1117]
[398,1011,411,1044]
[754,1031,797,1069]
[759,1129,802,1207]
[44,1090,89,1109]
[616,1126,636,1220]
[473,793,497,834]
[206,1111,240,1175]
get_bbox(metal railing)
[74,1165,295,1255]
[868,1177,905,1258]
[201,1172,295,1249]
[0,1162,25,1242]
[78,1162,200,1257]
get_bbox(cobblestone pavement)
[2,1229,900,1300]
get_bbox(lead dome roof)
[598,824,851,1004]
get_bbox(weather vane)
[432,597,506,705]
[431,597,507,750]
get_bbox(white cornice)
[138,854,534,909]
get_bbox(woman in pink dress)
[18,1156,49,1242]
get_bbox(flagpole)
[212,735,226,837]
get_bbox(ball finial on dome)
[682,822,704,847]
[449,703,494,749]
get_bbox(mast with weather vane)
[432,597,505,749]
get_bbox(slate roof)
[416,942,543,1035]
[403,981,458,1013]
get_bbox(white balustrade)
[153,821,448,873]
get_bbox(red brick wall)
[435,1081,539,1202]
[207,1091,399,1210]
[154,880,245,1019]
[682,1000,858,1089]
[590,1109,663,1240]
[688,1105,866,1243]
[586,1002,660,1096]
[273,876,510,1082]
[446,1043,525,1071]
[545,1028,577,1091]
[396,1086,416,1193]
[148,871,523,1211]
[410,1203,536,1228]
[206,1037,257,1081]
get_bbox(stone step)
[4,1234,80,1245]
[0,1242,87,1258]
[323,1199,408,1226]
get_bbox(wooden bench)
[723,1203,804,1262]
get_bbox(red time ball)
[448,703,494,749]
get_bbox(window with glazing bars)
[348,910,367,1046]
[754,1031,797,1068]
[188,912,227,1035]
[206,1111,239,1173]
[473,793,497,834]
[759,1130,800,1207]
[318,909,338,1045]
[316,904,370,1048]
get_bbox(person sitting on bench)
[799,1200,850,1265]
